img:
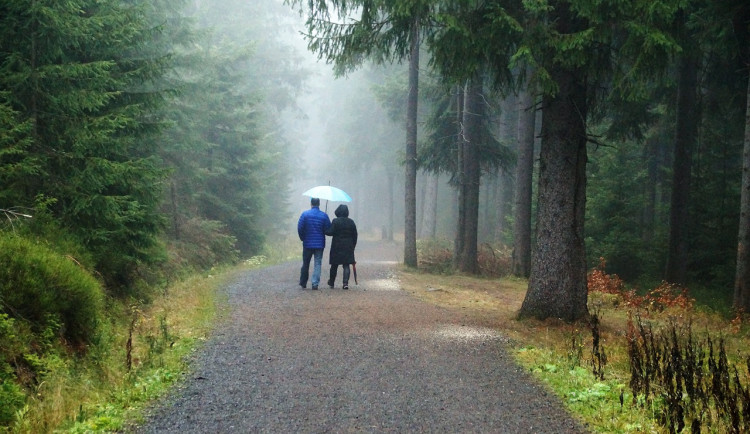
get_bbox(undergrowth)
[416,238,512,277]
[585,258,750,433]
[2,255,270,433]
[408,244,750,433]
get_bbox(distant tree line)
[293,0,750,319]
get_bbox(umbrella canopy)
[302,185,352,203]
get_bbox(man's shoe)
[343,285,349,290]
[312,285,318,290]
[299,283,305,289]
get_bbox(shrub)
[588,258,695,312]
[0,232,104,348]
[0,313,27,425]
[627,316,750,433]
[477,243,512,277]
[416,239,453,274]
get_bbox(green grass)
[516,345,659,433]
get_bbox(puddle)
[428,324,506,342]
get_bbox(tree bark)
[512,70,536,277]
[734,68,750,312]
[420,173,438,239]
[454,84,466,266]
[665,27,699,285]
[403,16,419,267]
[519,62,589,321]
[387,169,395,241]
[481,174,495,242]
[458,75,482,274]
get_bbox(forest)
[0,0,749,431]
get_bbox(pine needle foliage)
[0,0,171,293]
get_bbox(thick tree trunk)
[512,71,536,277]
[403,17,419,266]
[458,76,482,274]
[519,64,589,321]
[665,40,699,285]
[734,70,750,312]
[420,173,438,239]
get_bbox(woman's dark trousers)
[328,264,351,287]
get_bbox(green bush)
[0,233,104,348]
[0,313,27,425]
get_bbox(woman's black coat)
[326,205,357,265]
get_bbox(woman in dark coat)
[325,204,357,289]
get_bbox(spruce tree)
[0,0,171,292]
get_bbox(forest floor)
[131,240,587,433]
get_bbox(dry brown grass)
[398,268,582,348]
[398,266,747,364]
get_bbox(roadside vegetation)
[0,227,298,434]
[401,240,750,433]
[0,1,301,432]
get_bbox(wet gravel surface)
[133,241,586,433]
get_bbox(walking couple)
[297,197,358,290]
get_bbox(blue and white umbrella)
[302,185,352,203]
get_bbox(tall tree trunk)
[387,169,395,241]
[734,68,750,312]
[458,75,482,274]
[665,23,699,285]
[520,54,589,320]
[512,70,536,277]
[420,173,439,239]
[403,17,419,267]
[481,174,496,242]
[416,174,424,237]
[454,84,466,265]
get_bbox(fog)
[270,5,408,241]
[203,0,462,244]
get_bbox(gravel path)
[134,241,586,433]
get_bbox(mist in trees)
[1,0,749,318]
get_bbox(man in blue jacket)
[297,197,331,289]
